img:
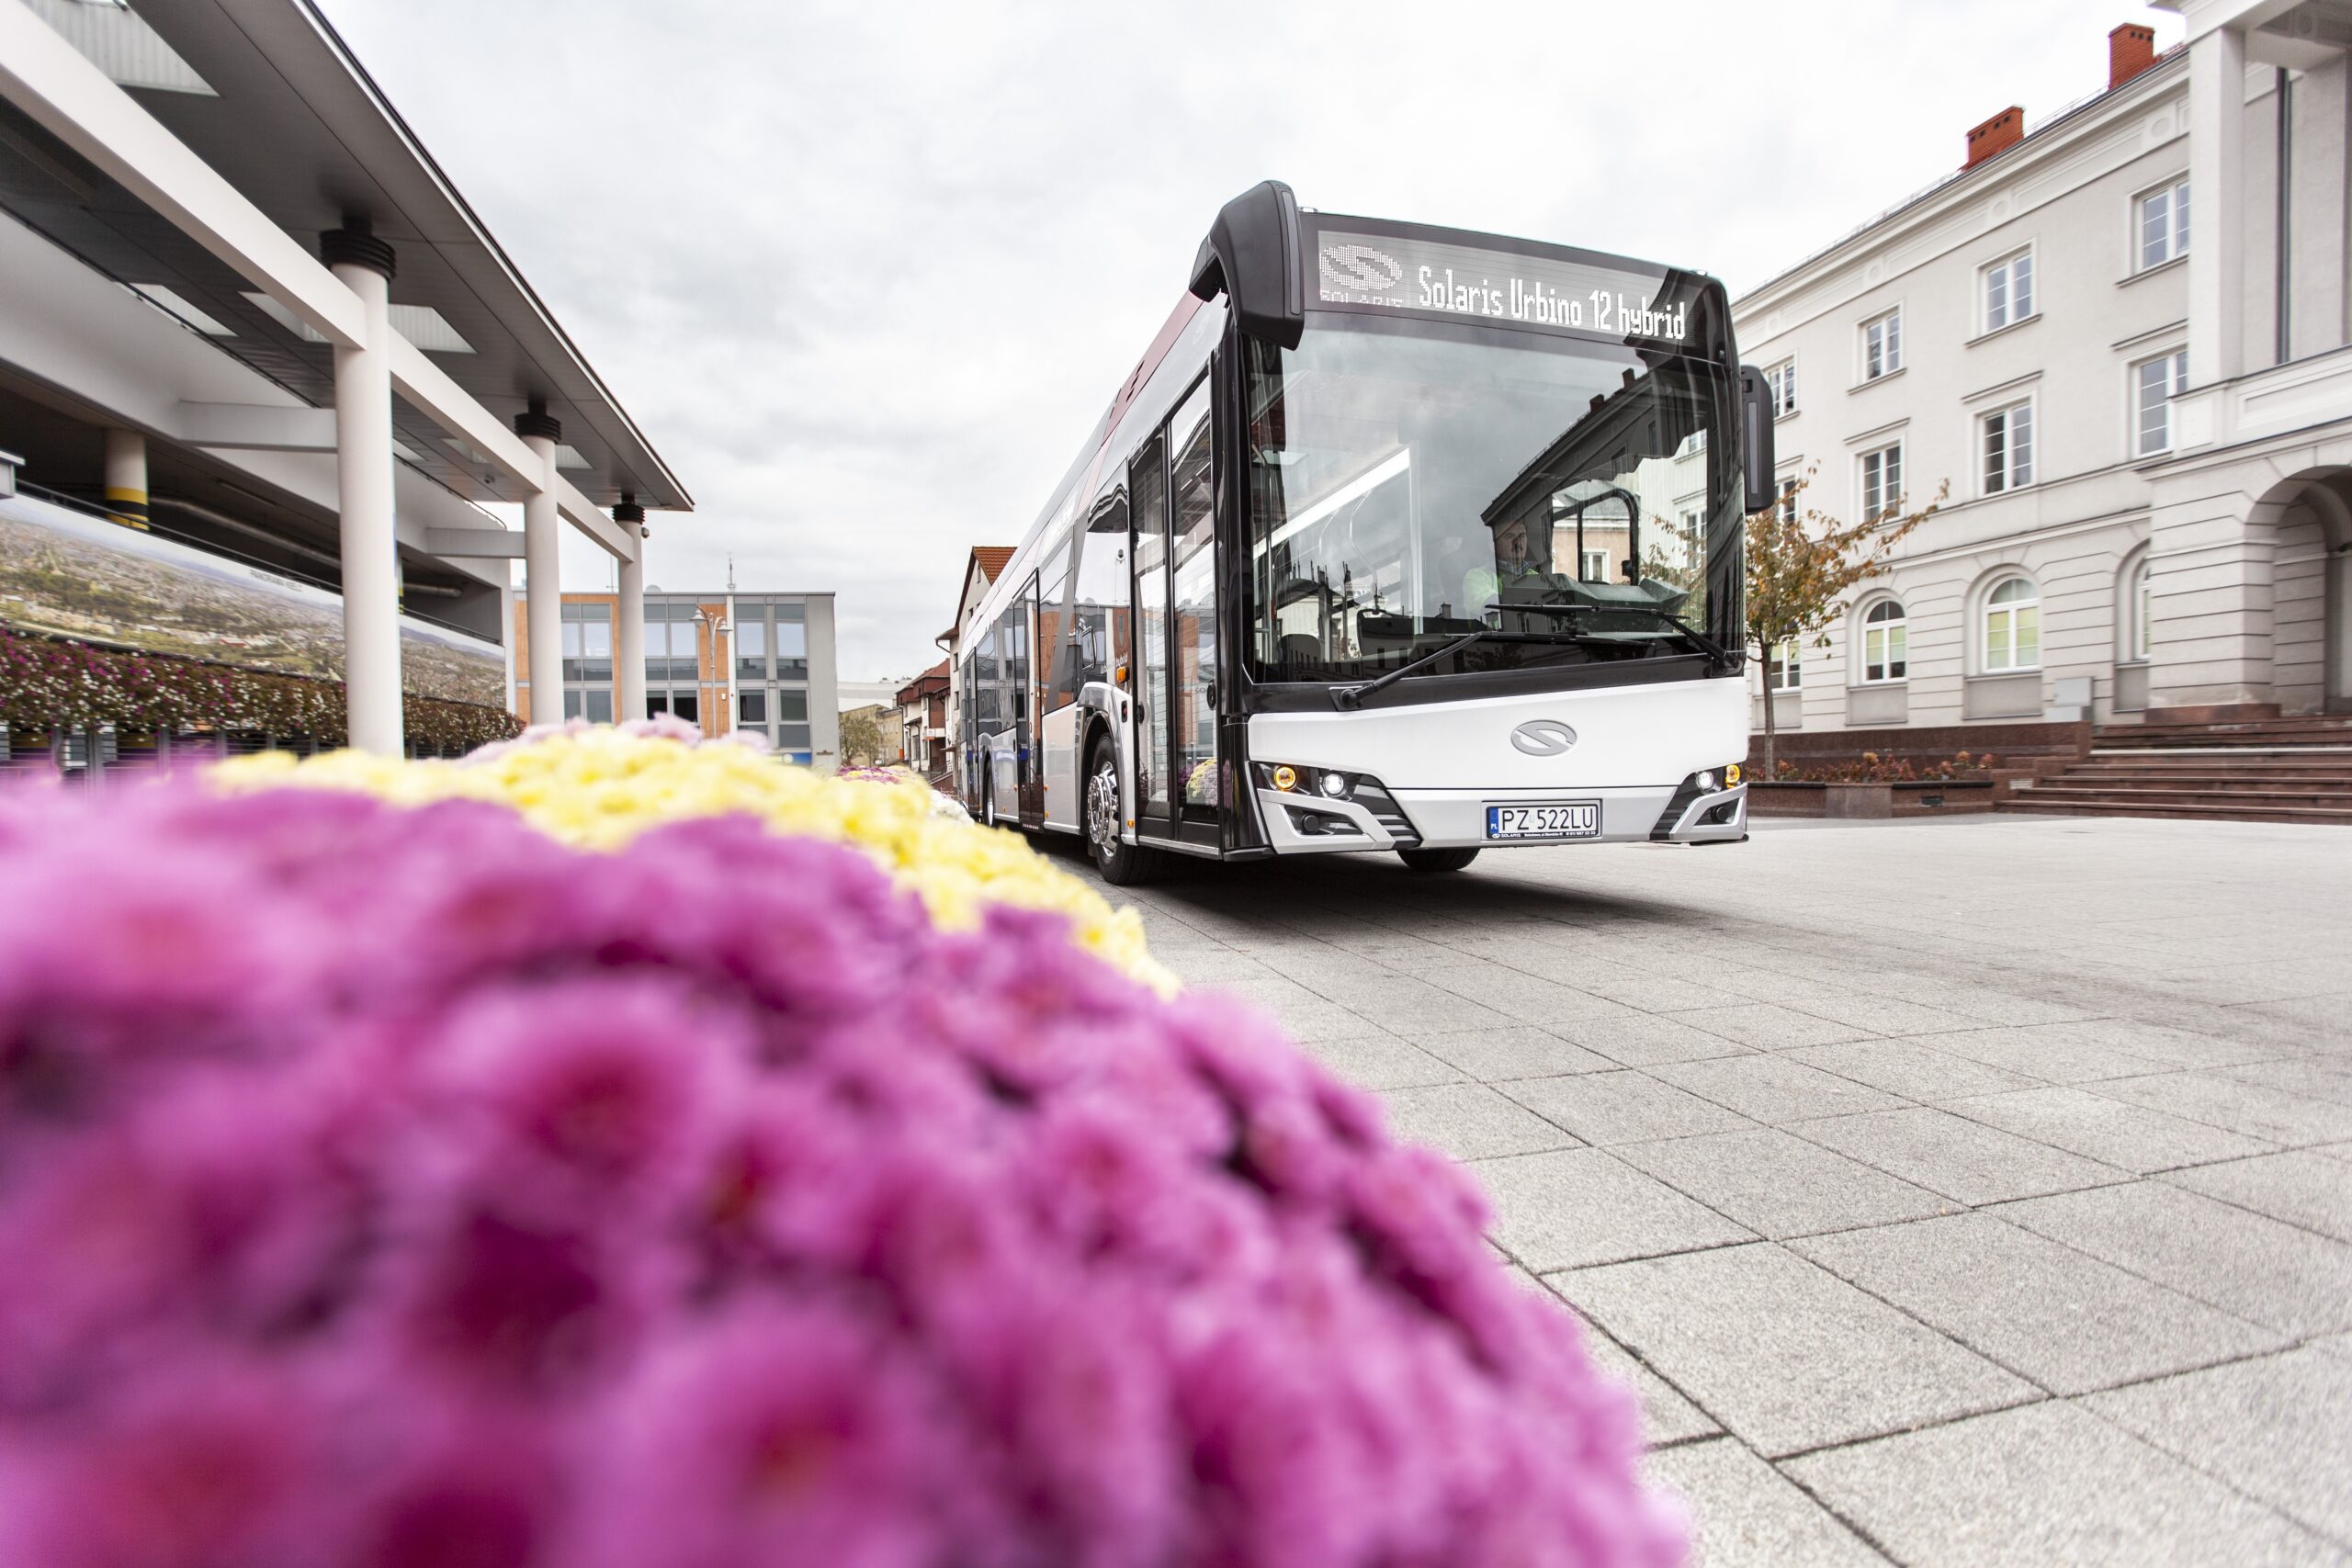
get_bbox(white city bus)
[959,181,1777,884]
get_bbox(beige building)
[1737,6,2352,739]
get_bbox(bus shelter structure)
[0,0,688,750]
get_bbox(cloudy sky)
[316,0,2184,688]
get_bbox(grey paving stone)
[1796,1107,2128,1206]
[1480,1148,1753,1272]
[1558,1011,1758,1067]
[1790,1038,2041,1102]
[1775,991,1987,1038]
[1674,1001,1881,1050]
[1504,1070,1758,1145]
[1375,1083,1577,1161]
[1924,1024,2171,1083]
[1615,1127,1958,1239]
[1410,1026,1615,1083]
[2224,1055,2352,1106]
[2094,1070,2352,1146]
[1995,1182,2352,1336]
[1645,1438,1890,1568]
[1785,1400,2345,1568]
[2086,1021,2290,1070]
[1563,1243,2034,1457]
[1539,1293,1722,1448]
[1792,1212,2282,1396]
[2163,1149,2352,1244]
[1942,1085,2276,1174]
[1316,974,1521,1036]
[2084,1347,2352,1548]
[1425,964,1632,1027]
[1295,1033,1464,1092]
[1650,1055,1911,1125]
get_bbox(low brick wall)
[1748,720,2091,771]
[1748,780,1997,818]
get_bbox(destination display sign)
[1308,224,1687,343]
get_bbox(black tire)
[1397,846,1480,874]
[980,771,999,829]
[1083,737,1160,886]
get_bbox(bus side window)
[1071,490,1128,694]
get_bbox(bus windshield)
[1245,314,1739,687]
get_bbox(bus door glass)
[1165,379,1217,822]
[1129,429,1171,826]
[1017,571,1042,824]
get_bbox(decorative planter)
[1747,780,1996,818]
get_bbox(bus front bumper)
[1255,782,1747,853]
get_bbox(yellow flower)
[213,729,1170,991]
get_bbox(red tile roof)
[972,547,1015,581]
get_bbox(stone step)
[2059,766,2352,784]
[2022,783,2352,807]
[1999,795,2352,825]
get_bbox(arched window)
[1984,575,2040,671]
[1860,598,1907,682]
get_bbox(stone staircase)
[2000,715,2352,825]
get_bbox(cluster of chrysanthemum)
[214,719,1166,990]
[0,780,1681,1568]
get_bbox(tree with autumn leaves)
[1743,468,1943,776]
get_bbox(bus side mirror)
[1738,364,1776,515]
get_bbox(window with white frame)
[1859,442,1903,521]
[1860,310,1902,381]
[1982,401,2034,493]
[1775,476,1799,523]
[2134,349,2188,456]
[1765,358,1797,416]
[1982,249,2035,332]
[1860,598,1906,682]
[2126,556,2153,662]
[1766,636,1802,690]
[1983,575,2040,671]
[2136,179,2189,271]
[1580,547,1609,580]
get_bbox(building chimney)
[1964,106,2025,170]
[2109,22,2157,89]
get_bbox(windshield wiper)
[1331,626,1488,710]
[1488,602,1734,665]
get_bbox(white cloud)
[319,0,2184,683]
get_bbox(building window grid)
[1775,476,1799,524]
[1983,249,2035,333]
[2135,349,2188,457]
[1860,310,1902,381]
[1765,636,1802,692]
[1983,401,2034,494]
[1860,442,1903,522]
[1984,576,2041,671]
[1860,598,1907,683]
[2127,558,2154,663]
[2137,179,2189,272]
[1765,358,1797,416]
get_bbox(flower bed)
[0,740,1687,1568]
[0,625,521,754]
[1768,750,1996,784]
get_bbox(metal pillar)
[102,428,147,529]
[615,493,646,723]
[516,400,564,726]
[322,219,403,755]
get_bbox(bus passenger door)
[1164,380,1217,830]
[1129,428,1171,834]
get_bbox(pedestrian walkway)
[1075,817,2352,1566]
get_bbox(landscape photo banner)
[0,492,508,709]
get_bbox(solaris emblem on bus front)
[1318,243,1403,299]
[1510,719,1577,757]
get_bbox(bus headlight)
[1318,771,1349,797]
[1696,771,1717,794]
[1271,764,1297,792]
[1724,763,1742,786]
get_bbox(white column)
[517,400,563,726]
[615,498,646,722]
[102,427,147,529]
[326,227,402,755]
[2187,23,2247,389]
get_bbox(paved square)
[1071,815,2352,1563]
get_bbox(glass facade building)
[517,590,838,766]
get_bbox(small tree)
[839,705,883,766]
[1746,468,1942,777]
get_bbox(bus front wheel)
[1085,739,1159,886]
[1397,846,1480,874]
